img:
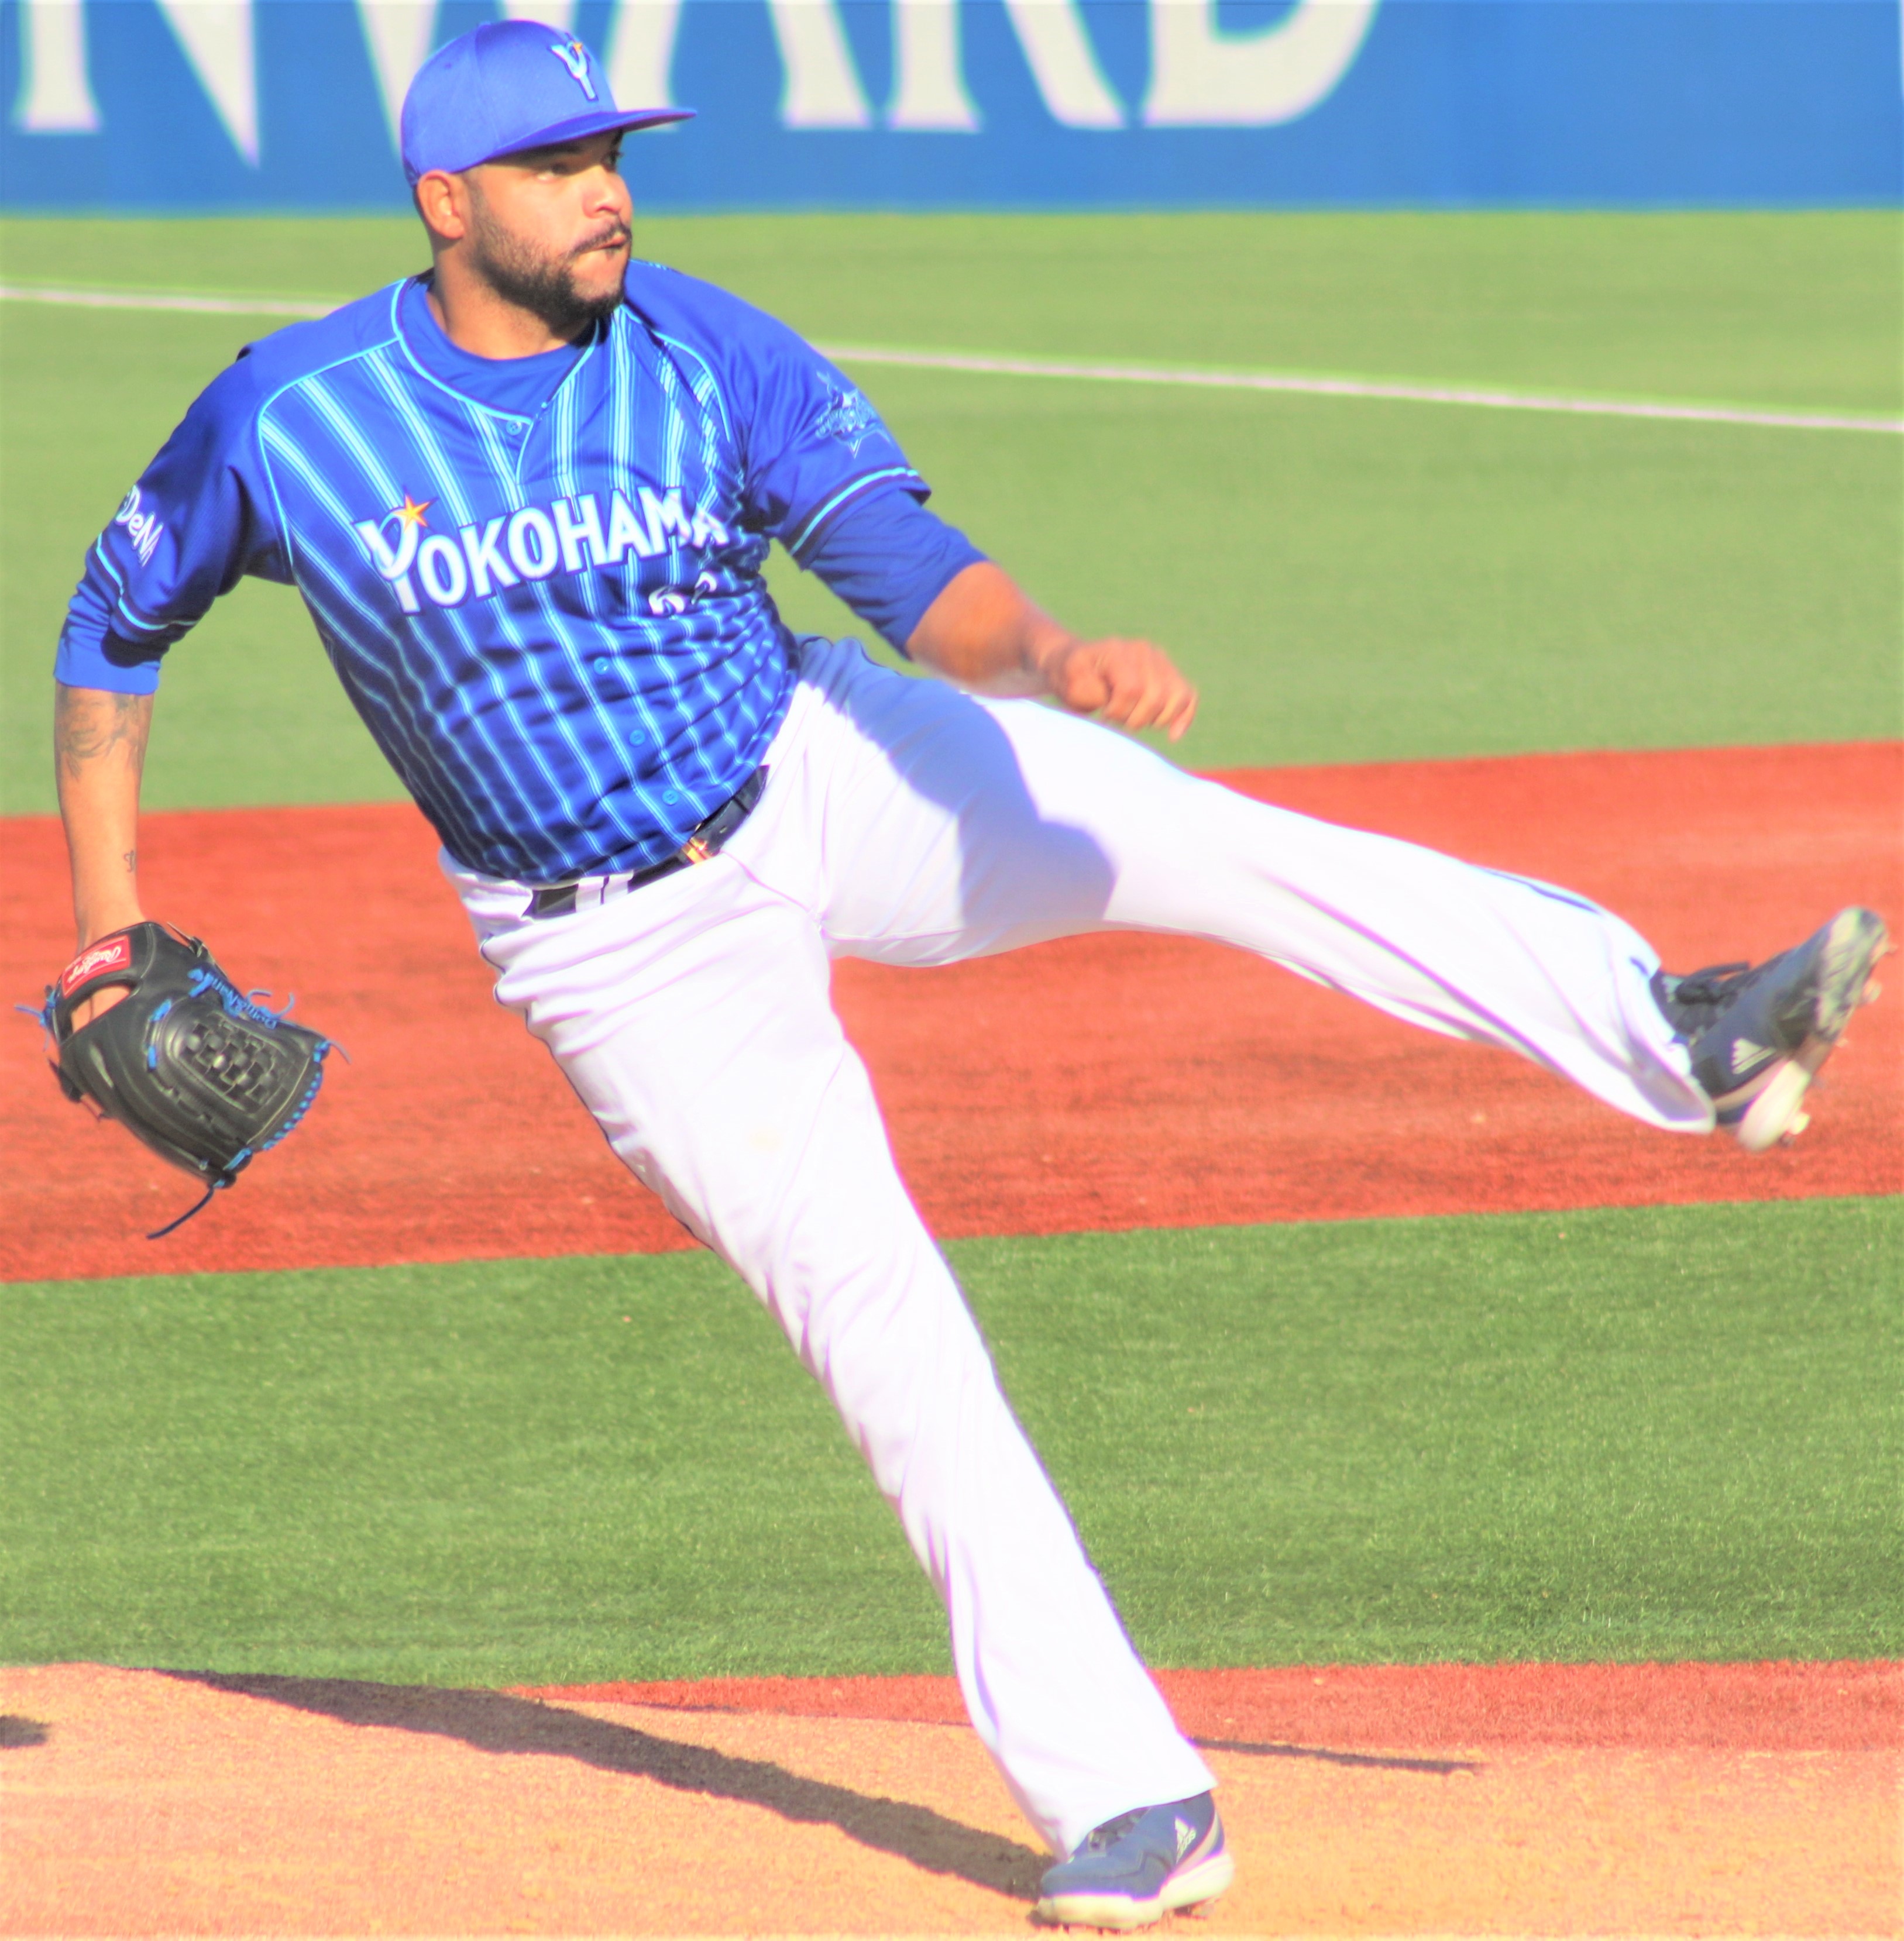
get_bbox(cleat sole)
[1812,909,1889,1040]
[1035,1849,1235,1930]
[1728,908,1886,1154]
[1737,1060,1813,1153]
[1160,1848,1236,1914]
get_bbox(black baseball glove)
[41,922,334,1236]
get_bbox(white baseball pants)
[448,637,1707,1856]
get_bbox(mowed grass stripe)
[5,212,1896,412]
[3,1199,1895,1685]
[6,285,1895,433]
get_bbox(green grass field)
[4,1202,1896,1683]
[1,212,1897,1683]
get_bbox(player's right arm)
[54,684,151,1024]
[57,684,150,947]
[53,351,286,1001]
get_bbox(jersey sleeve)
[800,484,987,655]
[744,345,926,561]
[55,353,289,695]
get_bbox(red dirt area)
[4,742,1896,1284]
[522,1658,1904,1752]
[2,1662,1896,1936]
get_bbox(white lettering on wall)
[498,0,578,30]
[1001,0,1124,129]
[16,0,1383,164]
[153,0,259,163]
[1143,0,1380,127]
[604,0,685,115]
[888,0,980,131]
[764,0,872,128]
[355,0,439,156]
[890,0,1123,132]
[14,0,101,132]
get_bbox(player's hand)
[71,984,131,1028]
[1034,635,1200,743]
[907,565,1198,739]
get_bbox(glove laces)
[146,1182,222,1241]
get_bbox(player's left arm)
[906,560,1198,743]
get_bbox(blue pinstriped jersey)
[57,267,929,882]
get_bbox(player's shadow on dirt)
[167,1671,1043,1898]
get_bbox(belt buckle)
[680,766,765,867]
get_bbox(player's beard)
[466,197,629,342]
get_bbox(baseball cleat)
[1652,907,1890,1152]
[1034,1791,1233,1930]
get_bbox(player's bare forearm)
[906,562,1198,742]
[55,682,150,958]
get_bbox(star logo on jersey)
[816,386,885,458]
[354,494,434,613]
[550,37,598,100]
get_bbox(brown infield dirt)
[3,744,1899,1935]
[1,1661,1898,1936]
[2,742,1898,1282]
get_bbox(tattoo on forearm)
[122,850,137,875]
[54,685,152,783]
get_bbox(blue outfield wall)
[1,0,1899,213]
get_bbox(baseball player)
[51,23,1886,1928]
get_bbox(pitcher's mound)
[2,1662,1896,1936]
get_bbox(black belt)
[525,768,767,920]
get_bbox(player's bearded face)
[463,165,631,340]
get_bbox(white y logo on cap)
[550,39,597,101]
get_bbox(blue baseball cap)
[400,20,692,186]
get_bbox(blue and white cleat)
[1034,1791,1233,1930]
[1653,906,1889,1153]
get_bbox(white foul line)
[820,343,1904,436]
[0,283,334,319]
[4,282,1898,436]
